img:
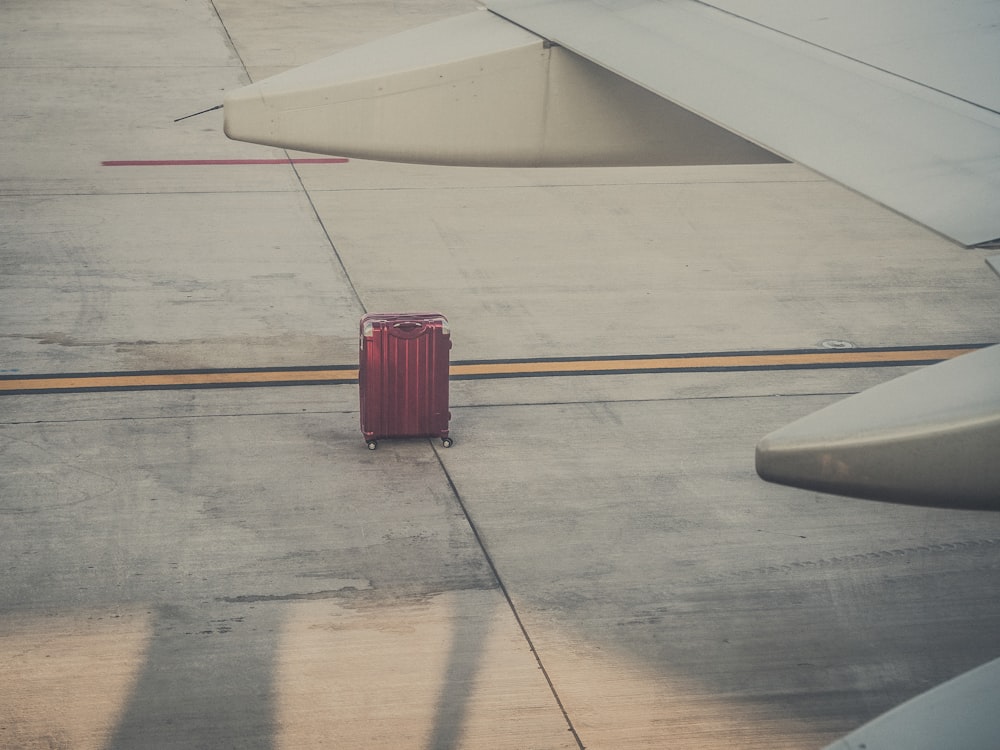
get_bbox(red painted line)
[101,158,349,166]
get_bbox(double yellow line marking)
[0,368,356,394]
[451,346,981,377]
[0,345,985,395]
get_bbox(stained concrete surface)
[2,1,1000,749]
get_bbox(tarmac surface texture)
[2,1,1000,749]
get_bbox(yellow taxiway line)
[0,345,986,395]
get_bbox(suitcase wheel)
[365,438,450,449]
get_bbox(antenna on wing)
[174,104,223,123]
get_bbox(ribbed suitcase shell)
[359,312,451,447]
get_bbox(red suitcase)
[359,312,453,450]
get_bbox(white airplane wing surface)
[225,0,1000,247]
[756,342,1000,511]
[484,0,1000,248]
[223,9,783,169]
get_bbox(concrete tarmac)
[2,2,1000,749]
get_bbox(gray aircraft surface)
[222,1,1000,746]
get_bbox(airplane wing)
[225,0,1000,247]
[755,342,1000,511]
[223,8,783,169]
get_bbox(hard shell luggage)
[359,312,452,450]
